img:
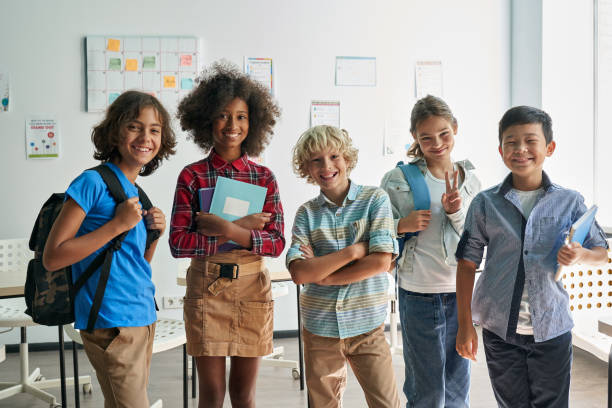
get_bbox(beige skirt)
[183,250,273,357]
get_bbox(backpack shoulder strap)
[92,164,127,204]
[135,183,161,249]
[397,162,430,210]
[135,183,153,211]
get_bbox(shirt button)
[524,250,528,255]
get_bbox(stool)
[0,298,91,407]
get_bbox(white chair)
[63,317,189,408]
[560,251,612,362]
[0,238,91,408]
[261,281,301,379]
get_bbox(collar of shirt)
[209,149,249,171]
[495,171,554,196]
[495,171,554,216]
[315,179,359,208]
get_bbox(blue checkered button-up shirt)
[456,172,608,342]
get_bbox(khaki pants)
[303,324,400,408]
[81,324,156,408]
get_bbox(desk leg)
[609,343,611,408]
[296,284,305,392]
[73,341,80,408]
[58,326,67,408]
[192,356,196,398]
[183,344,188,408]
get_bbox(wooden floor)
[0,327,607,407]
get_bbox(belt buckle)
[218,263,239,280]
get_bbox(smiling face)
[499,123,555,185]
[307,148,350,202]
[212,97,249,161]
[115,106,162,178]
[413,115,456,163]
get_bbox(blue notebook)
[569,205,598,246]
[209,176,267,221]
[199,177,267,250]
[555,204,598,281]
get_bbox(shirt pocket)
[384,180,414,216]
[350,218,369,244]
[537,216,572,252]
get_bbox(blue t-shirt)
[66,162,156,329]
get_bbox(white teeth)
[134,146,151,152]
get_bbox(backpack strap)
[397,162,430,210]
[92,164,128,203]
[93,165,160,249]
[135,184,161,249]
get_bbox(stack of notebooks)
[199,176,267,251]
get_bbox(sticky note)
[109,92,120,104]
[125,59,138,71]
[180,54,193,66]
[143,56,156,69]
[108,58,121,71]
[181,78,194,90]
[163,75,176,88]
[107,38,120,52]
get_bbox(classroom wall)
[0,0,511,344]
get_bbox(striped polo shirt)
[286,181,398,339]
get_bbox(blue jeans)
[398,289,470,408]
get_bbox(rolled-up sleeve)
[286,206,311,268]
[455,192,487,265]
[367,189,399,257]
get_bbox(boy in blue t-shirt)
[455,106,608,408]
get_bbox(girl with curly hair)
[43,90,176,407]
[169,61,284,408]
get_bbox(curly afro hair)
[177,60,281,156]
[91,90,177,176]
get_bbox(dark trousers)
[482,328,572,408]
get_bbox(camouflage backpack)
[24,164,160,331]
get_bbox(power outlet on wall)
[163,295,184,309]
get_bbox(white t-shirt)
[399,168,459,293]
[513,187,544,335]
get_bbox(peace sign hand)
[441,170,461,214]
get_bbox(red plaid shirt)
[169,150,285,258]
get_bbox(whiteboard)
[85,35,201,112]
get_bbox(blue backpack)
[395,162,430,260]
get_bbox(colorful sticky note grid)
[163,75,176,88]
[108,58,121,71]
[143,56,156,69]
[180,54,193,67]
[125,59,138,71]
[107,39,120,52]
[109,92,120,104]
[181,78,194,90]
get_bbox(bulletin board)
[85,35,201,112]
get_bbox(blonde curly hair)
[292,125,358,184]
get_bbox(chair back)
[560,240,612,361]
[0,238,32,292]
